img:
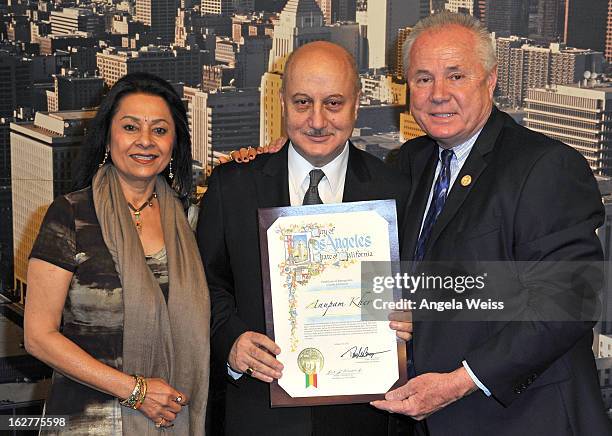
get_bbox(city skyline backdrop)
[2,0,612,418]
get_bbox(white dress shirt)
[287,141,349,206]
[228,141,350,378]
[417,129,492,397]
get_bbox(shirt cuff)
[462,360,491,397]
[227,363,243,380]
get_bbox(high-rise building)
[202,64,236,91]
[359,0,427,71]
[495,37,603,107]
[190,87,260,173]
[334,0,357,22]
[50,8,105,37]
[267,0,330,72]
[135,0,178,43]
[0,119,13,293]
[564,0,607,52]
[46,71,104,112]
[535,0,565,43]
[10,110,95,302]
[485,0,529,36]
[259,71,284,149]
[96,46,202,88]
[202,0,253,15]
[0,52,32,118]
[235,35,273,87]
[202,0,234,15]
[399,111,425,142]
[316,0,332,24]
[328,22,361,67]
[524,83,612,177]
[605,0,612,63]
[395,26,412,79]
[445,0,475,15]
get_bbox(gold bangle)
[134,376,147,410]
[120,374,145,409]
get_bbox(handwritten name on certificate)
[258,200,407,407]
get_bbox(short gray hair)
[403,11,496,77]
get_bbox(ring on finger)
[228,150,236,161]
[175,395,183,403]
[155,418,165,428]
[245,366,254,376]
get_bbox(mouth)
[130,153,159,164]
[430,113,456,119]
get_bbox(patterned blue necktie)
[414,149,454,262]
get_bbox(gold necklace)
[127,192,157,232]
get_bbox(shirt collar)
[437,128,482,163]
[288,141,350,195]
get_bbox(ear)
[279,91,286,115]
[487,65,498,97]
[353,91,361,121]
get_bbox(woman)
[24,72,210,434]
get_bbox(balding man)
[372,12,611,436]
[197,41,411,435]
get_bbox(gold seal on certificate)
[258,200,408,407]
[298,348,324,388]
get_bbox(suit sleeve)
[463,145,604,407]
[197,168,249,368]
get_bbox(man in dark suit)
[371,11,612,436]
[197,41,410,435]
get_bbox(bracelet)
[119,375,147,409]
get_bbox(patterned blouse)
[30,187,169,435]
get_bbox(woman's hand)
[138,378,189,428]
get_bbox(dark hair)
[75,72,192,204]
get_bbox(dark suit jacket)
[197,142,411,436]
[395,107,611,436]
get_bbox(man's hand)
[371,367,478,420]
[228,331,284,383]
[388,310,412,341]
[219,137,288,164]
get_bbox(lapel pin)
[460,175,472,187]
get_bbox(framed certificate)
[258,200,408,407]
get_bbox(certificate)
[258,200,407,407]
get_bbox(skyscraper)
[606,0,612,63]
[190,88,260,172]
[524,83,612,177]
[267,0,329,72]
[536,0,565,43]
[359,0,427,71]
[564,0,607,52]
[10,110,95,302]
[135,0,178,43]
[495,37,603,107]
[485,0,529,36]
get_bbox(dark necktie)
[414,149,454,262]
[302,169,325,205]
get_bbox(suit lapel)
[254,140,291,208]
[342,142,371,202]
[401,144,437,260]
[424,108,505,257]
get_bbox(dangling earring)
[168,158,174,179]
[99,149,109,168]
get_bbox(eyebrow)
[413,65,462,75]
[290,93,345,99]
[119,115,169,124]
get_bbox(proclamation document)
[258,200,407,407]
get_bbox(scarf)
[92,165,210,435]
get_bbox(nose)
[137,128,154,148]
[308,103,327,130]
[431,79,450,104]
